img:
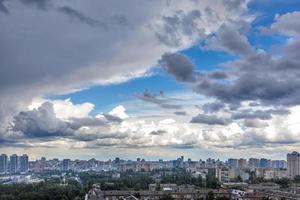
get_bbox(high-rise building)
[260,158,269,168]
[0,154,8,174]
[238,158,247,168]
[249,158,260,168]
[228,158,238,168]
[287,151,300,179]
[19,154,29,173]
[62,159,71,171]
[10,154,18,174]
[272,160,287,169]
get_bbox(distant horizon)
[1,151,291,162]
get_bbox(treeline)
[0,169,222,199]
[0,179,86,200]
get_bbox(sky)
[1,0,300,161]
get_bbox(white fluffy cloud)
[29,98,94,120]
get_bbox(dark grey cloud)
[194,41,300,106]
[159,53,196,82]
[190,114,232,125]
[243,119,268,128]
[153,9,203,47]
[174,111,187,116]
[149,130,166,135]
[72,132,127,142]
[103,114,123,123]
[222,0,246,11]
[202,101,225,113]
[20,0,50,10]
[208,71,228,79]
[231,108,290,120]
[68,117,108,130]
[111,15,131,28]
[202,23,253,56]
[12,102,116,139]
[135,89,182,109]
[57,6,104,27]
[238,131,298,147]
[12,102,73,137]
[169,143,195,149]
[249,102,260,107]
[0,0,9,14]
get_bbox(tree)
[155,183,161,191]
[160,194,174,200]
[207,191,214,200]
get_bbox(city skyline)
[1,0,300,161]
[0,152,290,162]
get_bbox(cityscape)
[1,0,300,199]
[0,153,293,179]
[1,152,300,199]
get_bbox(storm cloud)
[190,114,232,125]
[159,53,197,83]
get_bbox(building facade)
[0,154,8,174]
[62,159,71,171]
[10,154,19,174]
[287,151,300,178]
[19,154,29,173]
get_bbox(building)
[0,154,8,174]
[238,158,247,168]
[287,151,300,178]
[217,167,229,183]
[248,158,260,168]
[228,158,238,168]
[259,158,269,168]
[62,159,71,171]
[10,154,18,174]
[19,154,29,173]
[272,160,287,169]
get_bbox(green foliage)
[0,179,85,200]
[159,194,174,200]
[274,178,290,188]
[294,175,300,183]
[206,191,214,200]
[160,169,204,187]
[206,176,221,189]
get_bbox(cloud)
[190,114,232,125]
[208,71,228,79]
[159,53,197,82]
[29,98,94,120]
[0,0,9,14]
[11,101,122,139]
[202,101,225,113]
[135,89,182,109]
[231,108,290,120]
[19,0,50,10]
[202,23,254,56]
[174,111,187,116]
[194,46,300,106]
[108,105,129,119]
[223,0,247,11]
[152,9,203,47]
[243,119,268,128]
[12,102,73,138]
[149,130,166,135]
[271,11,300,37]
[57,6,104,27]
